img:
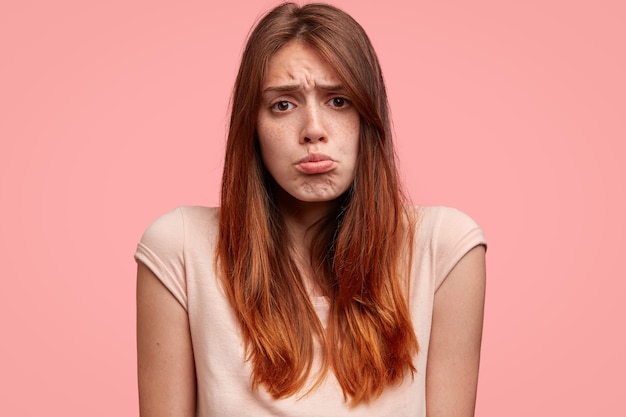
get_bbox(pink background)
[1,0,624,415]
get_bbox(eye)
[328,97,350,108]
[272,101,294,112]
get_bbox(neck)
[274,188,339,298]
[274,187,339,250]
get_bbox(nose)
[300,105,326,144]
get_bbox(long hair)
[217,2,418,405]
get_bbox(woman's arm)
[136,262,197,416]
[426,245,486,417]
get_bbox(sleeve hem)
[134,242,188,311]
[433,207,487,291]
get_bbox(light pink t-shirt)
[135,206,486,416]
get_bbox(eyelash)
[270,97,351,112]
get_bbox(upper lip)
[297,153,334,163]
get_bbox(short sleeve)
[433,207,487,290]
[134,207,188,310]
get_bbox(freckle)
[156,342,160,347]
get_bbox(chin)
[273,179,352,207]
[294,188,351,204]
[299,196,339,203]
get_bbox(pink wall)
[1,0,624,415]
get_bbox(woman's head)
[222,2,396,207]
[256,40,361,204]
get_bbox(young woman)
[135,3,486,416]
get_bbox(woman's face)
[257,41,360,205]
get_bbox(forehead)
[263,41,341,89]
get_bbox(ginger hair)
[217,2,418,405]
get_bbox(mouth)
[296,153,336,174]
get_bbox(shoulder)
[134,206,219,309]
[138,206,219,246]
[416,206,484,240]
[414,206,486,248]
[413,206,487,290]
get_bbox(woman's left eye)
[328,97,350,108]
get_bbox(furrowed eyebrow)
[262,84,346,94]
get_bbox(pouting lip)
[296,153,334,164]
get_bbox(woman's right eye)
[272,101,294,112]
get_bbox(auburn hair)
[217,2,418,405]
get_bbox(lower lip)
[297,160,335,174]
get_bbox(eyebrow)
[262,83,346,94]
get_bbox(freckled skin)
[257,42,360,206]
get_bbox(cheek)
[256,117,269,147]
[257,113,288,146]
[341,117,360,160]
[256,125,285,174]
[256,119,274,156]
